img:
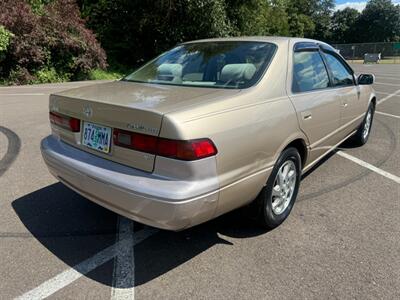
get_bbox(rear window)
[123,41,276,89]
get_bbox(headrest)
[157,63,183,77]
[220,64,256,82]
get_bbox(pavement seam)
[111,217,135,300]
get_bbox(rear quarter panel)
[160,40,308,216]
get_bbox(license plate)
[82,122,112,153]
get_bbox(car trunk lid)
[49,81,232,172]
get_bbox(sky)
[335,0,400,12]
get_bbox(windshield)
[123,41,276,89]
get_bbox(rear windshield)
[123,41,276,89]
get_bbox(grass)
[87,68,124,80]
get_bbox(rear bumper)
[40,135,219,230]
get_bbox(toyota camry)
[41,37,376,230]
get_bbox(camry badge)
[83,106,93,118]
[127,123,158,134]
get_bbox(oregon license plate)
[82,122,112,153]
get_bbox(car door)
[287,43,341,165]
[321,51,361,137]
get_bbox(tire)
[253,147,301,229]
[350,102,375,146]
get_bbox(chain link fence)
[332,42,400,63]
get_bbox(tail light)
[49,112,80,132]
[113,128,217,161]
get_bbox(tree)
[81,0,294,67]
[330,8,360,43]
[81,0,234,67]
[226,0,289,36]
[355,0,400,42]
[284,0,334,40]
[309,0,335,41]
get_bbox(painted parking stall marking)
[16,226,158,300]
[377,88,400,104]
[3,63,400,299]
[375,91,400,97]
[376,111,400,119]
[334,86,400,184]
[337,151,400,184]
[374,76,400,81]
[375,82,400,87]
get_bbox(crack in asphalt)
[0,126,21,177]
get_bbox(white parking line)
[366,72,400,77]
[16,226,158,300]
[375,76,400,80]
[337,151,400,184]
[111,217,135,300]
[377,88,400,104]
[376,111,400,119]
[375,82,400,87]
[375,91,392,96]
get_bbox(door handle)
[301,111,312,120]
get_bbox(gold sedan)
[41,37,376,230]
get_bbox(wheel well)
[284,139,308,168]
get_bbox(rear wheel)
[350,102,375,146]
[253,147,301,229]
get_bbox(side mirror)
[358,74,375,85]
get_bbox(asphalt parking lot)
[1,64,399,299]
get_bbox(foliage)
[81,0,233,67]
[310,0,336,41]
[31,67,70,84]
[284,0,335,39]
[27,0,53,14]
[331,8,360,43]
[0,0,106,85]
[226,0,289,36]
[2,0,400,85]
[0,25,13,52]
[88,68,123,80]
[354,0,400,42]
[81,0,342,68]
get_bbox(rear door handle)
[301,111,312,120]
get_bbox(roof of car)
[183,36,316,44]
[182,36,332,48]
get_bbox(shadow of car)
[12,182,269,287]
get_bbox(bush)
[0,0,107,85]
[88,69,123,80]
[8,66,35,85]
[32,67,71,84]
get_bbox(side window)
[293,51,330,93]
[322,52,354,87]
